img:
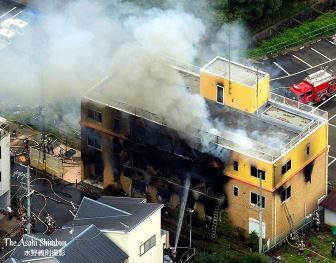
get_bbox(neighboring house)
[7,224,128,263]
[0,117,10,209]
[81,56,328,249]
[320,190,336,226]
[63,196,169,263]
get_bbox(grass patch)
[274,228,336,262]
[248,11,336,58]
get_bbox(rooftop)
[63,196,163,232]
[10,224,128,263]
[320,190,336,212]
[83,59,328,163]
[202,56,267,87]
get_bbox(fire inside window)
[281,186,291,202]
[140,235,156,256]
[250,166,265,180]
[233,186,239,196]
[87,108,102,122]
[250,192,265,208]
[282,160,292,175]
[233,161,239,171]
[87,130,102,150]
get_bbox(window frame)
[87,108,102,123]
[216,84,224,104]
[233,186,239,197]
[250,192,265,208]
[87,130,102,150]
[281,160,292,175]
[306,144,310,157]
[250,166,266,180]
[281,186,291,202]
[233,161,239,171]
[140,235,156,256]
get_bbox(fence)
[29,147,77,178]
[263,208,324,253]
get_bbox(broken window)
[233,161,239,171]
[250,192,265,208]
[281,186,291,202]
[251,166,265,180]
[282,160,292,175]
[87,108,102,122]
[87,129,102,150]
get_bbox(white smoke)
[0,0,275,159]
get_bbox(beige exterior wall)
[104,210,164,263]
[224,150,327,241]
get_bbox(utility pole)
[258,170,263,254]
[26,165,31,234]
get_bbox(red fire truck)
[289,69,336,104]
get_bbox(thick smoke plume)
[0,0,282,158]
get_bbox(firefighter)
[298,240,305,256]
[313,211,320,231]
[331,242,335,257]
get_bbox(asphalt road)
[11,163,85,234]
[255,36,336,184]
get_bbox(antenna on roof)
[228,2,232,96]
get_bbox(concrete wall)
[105,209,164,263]
[324,209,336,226]
[0,131,10,209]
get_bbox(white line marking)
[311,47,332,61]
[329,156,336,166]
[329,123,336,128]
[0,7,16,19]
[272,56,336,81]
[273,62,290,76]
[9,10,22,19]
[292,54,312,68]
[315,93,336,109]
[329,113,336,121]
[327,40,336,46]
[329,159,336,166]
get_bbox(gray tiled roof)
[9,225,127,263]
[63,196,163,232]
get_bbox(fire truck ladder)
[211,204,220,239]
[283,202,300,245]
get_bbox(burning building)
[81,56,328,248]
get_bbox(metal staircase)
[211,204,220,239]
[283,202,300,244]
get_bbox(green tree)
[246,231,259,251]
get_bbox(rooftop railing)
[166,57,201,76]
[269,92,328,120]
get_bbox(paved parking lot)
[0,1,23,22]
[255,37,336,184]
